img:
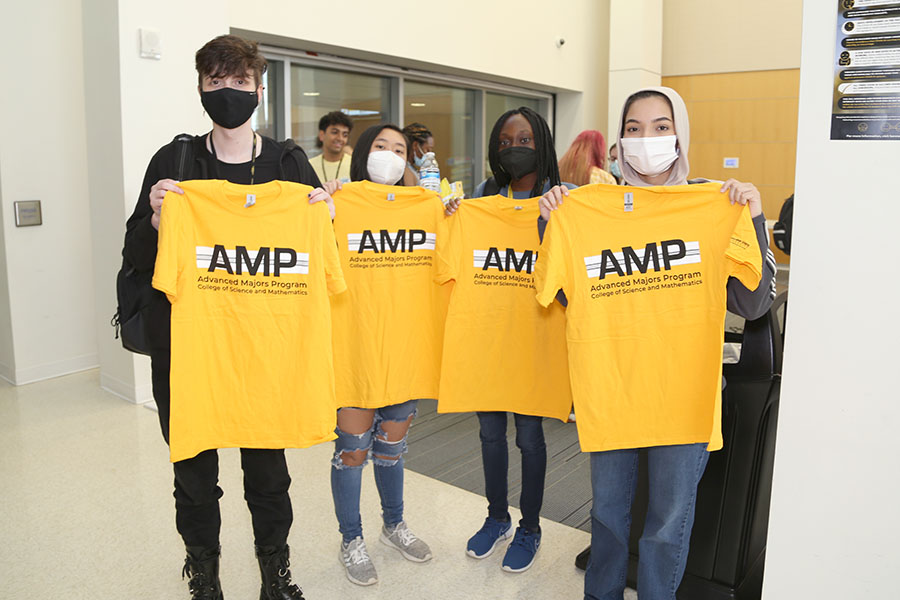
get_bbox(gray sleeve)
[473,180,486,198]
[726,213,777,320]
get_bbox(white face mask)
[366,150,407,185]
[620,135,679,177]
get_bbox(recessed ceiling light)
[410,102,426,107]
[303,92,320,96]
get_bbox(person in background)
[312,110,353,185]
[401,122,434,186]
[607,142,622,184]
[558,130,616,186]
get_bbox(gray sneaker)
[380,521,432,563]
[340,537,378,586]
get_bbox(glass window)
[290,66,392,157]
[404,81,477,195]
[252,59,282,140]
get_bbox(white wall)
[662,0,803,76]
[762,2,900,598]
[0,0,99,385]
[0,172,14,382]
[81,0,227,402]
[230,0,611,153]
[607,0,663,146]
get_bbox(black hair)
[620,90,673,137]
[316,111,354,148]
[402,123,433,162]
[349,123,408,184]
[487,107,560,197]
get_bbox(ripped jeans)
[330,400,418,543]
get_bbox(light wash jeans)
[584,443,710,600]
[330,400,418,543]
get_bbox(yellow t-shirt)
[311,153,352,185]
[435,196,571,420]
[534,182,762,452]
[330,181,448,409]
[152,179,346,462]
[589,167,617,185]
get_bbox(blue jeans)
[584,444,710,600]
[477,411,546,531]
[330,400,418,543]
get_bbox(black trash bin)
[626,293,786,600]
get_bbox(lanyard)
[321,153,344,182]
[209,130,258,185]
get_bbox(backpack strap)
[173,133,195,181]
[279,138,312,183]
[482,177,500,196]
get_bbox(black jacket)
[122,134,321,352]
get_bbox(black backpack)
[111,134,193,355]
[773,194,793,255]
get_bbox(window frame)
[260,45,554,188]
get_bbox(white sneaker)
[380,521,433,562]
[340,537,378,586]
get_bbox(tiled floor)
[0,369,620,599]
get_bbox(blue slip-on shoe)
[501,526,541,573]
[466,516,513,559]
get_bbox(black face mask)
[200,88,259,129]
[498,147,538,181]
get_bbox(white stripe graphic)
[347,231,436,252]
[196,246,309,275]
[584,241,701,279]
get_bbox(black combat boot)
[256,544,305,599]
[182,545,224,599]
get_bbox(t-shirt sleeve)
[434,210,461,285]
[151,191,183,302]
[725,205,763,291]
[534,214,568,307]
[319,204,346,296]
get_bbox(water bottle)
[418,152,441,193]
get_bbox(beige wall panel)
[662,0,802,76]
[663,75,692,100]
[686,101,713,142]
[665,70,799,264]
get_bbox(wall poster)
[832,0,900,140]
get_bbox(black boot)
[575,544,591,571]
[182,545,224,599]
[256,545,305,600]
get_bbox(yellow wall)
[662,0,803,76]
[662,69,799,263]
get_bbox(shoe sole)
[379,532,432,563]
[501,545,540,573]
[465,528,513,560]
[339,549,378,586]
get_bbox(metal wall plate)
[14,201,42,227]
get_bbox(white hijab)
[616,86,691,187]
